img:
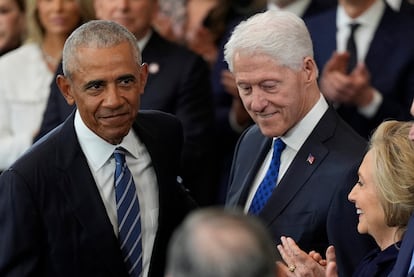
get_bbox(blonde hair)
[369,120,414,234]
[25,0,95,44]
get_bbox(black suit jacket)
[400,0,414,16]
[0,110,196,277]
[226,106,376,277]
[35,30,216,205]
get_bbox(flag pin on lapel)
[148,62,160,74]
[306,153,315,165]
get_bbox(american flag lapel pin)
[306,153,315,165]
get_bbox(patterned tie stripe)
[114,147,143,277]
[249,139,286,215]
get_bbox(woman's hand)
[276,236,329,277]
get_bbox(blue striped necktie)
[114,147,143,277]
[249,139,286,215]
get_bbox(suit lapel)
[365,6,395,78]
[260,135,328,222]
[259,108,336,223]
[229,128,272,206]
[54,113,127,276]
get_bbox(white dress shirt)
[245,94,328,212]
[74,111,158,277]
[386,0,402,11]
[336,0,384,117]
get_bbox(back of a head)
[61,20,141,78]
[165,207,277,277]
[224,10,314,72]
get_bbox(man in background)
[165,207,279,277]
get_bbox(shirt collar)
[337,0,384,29]
[137,29,152,53]
[74,110,140,171]
[279,94,328,151]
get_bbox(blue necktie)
[249,139,286,215]
[114,147,143,277]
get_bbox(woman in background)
[0,0,25,56]
[0,0,94,171]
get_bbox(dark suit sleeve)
[0,169,44,276]
[175,53,217,205]
[34,62,74,142]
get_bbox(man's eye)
[119,77,136,86]
[238,85,251,94]
[260,81,278,91]
[87,84,102,90]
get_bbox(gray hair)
[224,10,314,72]
[165,207,277,277]
[62,20,141,78]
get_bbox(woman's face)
[37,0,81,37]
[0,0,25,55]
[348,150,388,240]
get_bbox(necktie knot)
[114,148,127,180]
[273,138,286,155]
[114,147,126,163]
[349,22,360,33]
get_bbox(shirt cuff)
[358,90,383,118]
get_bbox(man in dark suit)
[305,0,414,139]
[0,20,196,277]
[212,0,338,203]
[35,0,216,206]
[223,10,375,276]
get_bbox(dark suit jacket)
[35,30,216,206]
[400,0,414,16]
[0,110,196,277]
[305,5,414,138]
[225,106,376,277]
[389,215,414,277]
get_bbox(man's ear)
[139,63,149,95]
[56,75,75,106]
[302,56,318,82]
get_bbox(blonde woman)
[277,120,414,277]
[0,0,94,171]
